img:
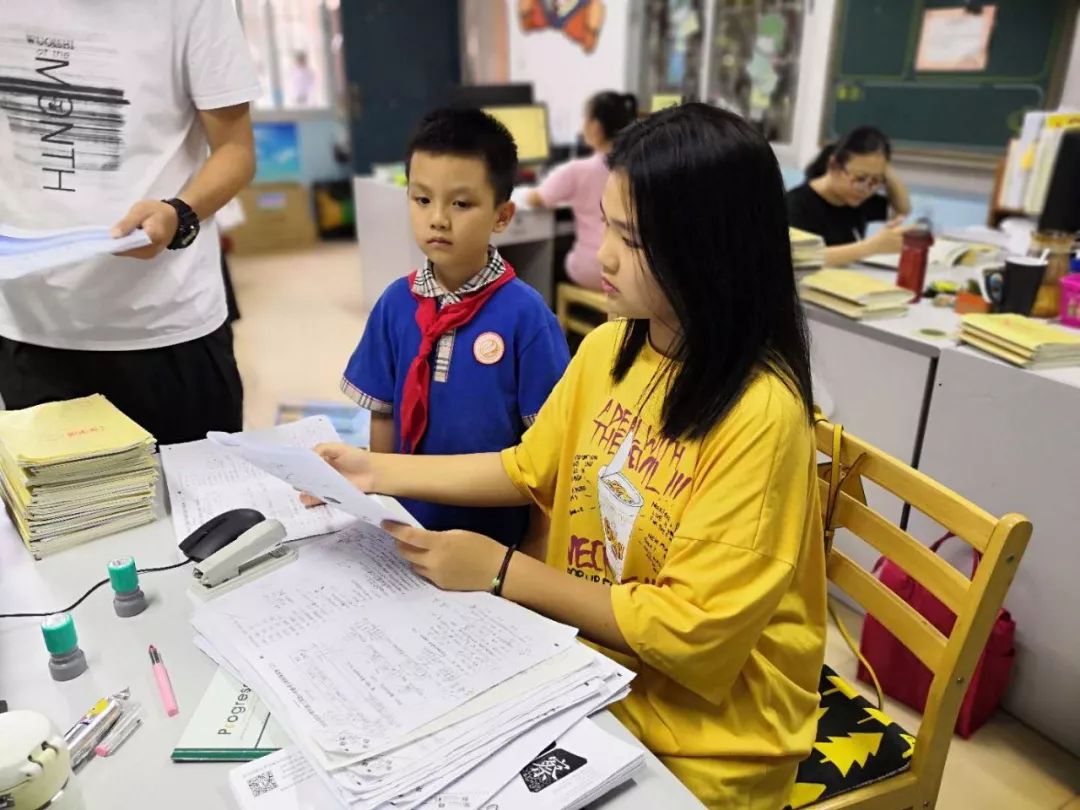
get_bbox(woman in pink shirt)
[527,91,638,290]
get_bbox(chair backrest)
[815,419,1031,803]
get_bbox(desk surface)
[803,296,960,358]
[803,266,1080,386]
[0,510,702,810]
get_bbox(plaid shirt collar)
[412,247,506,304]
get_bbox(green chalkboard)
[826,0,1076,155]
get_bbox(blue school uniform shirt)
[341,248,570,546]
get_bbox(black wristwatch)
[163,197,200,250]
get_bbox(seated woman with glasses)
[786,126,911,266]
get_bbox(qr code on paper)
[247,771,278,798]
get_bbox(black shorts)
[0,320,243,445]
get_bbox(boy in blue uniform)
[341,108,570,546]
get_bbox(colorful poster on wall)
[253,121,301,183]
[519,0,606,54]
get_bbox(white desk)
[904,346,1080,757]
[805,298,959,573]
[803,283,1080,757]
[0,508,702,809]
[353,176,563,309]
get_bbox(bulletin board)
[824,0,1077,157]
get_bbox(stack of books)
[997,110,1080,214]
[790,227,826,270]
[0,395,158,558]
[959,314,1080,370]
[799,269,914,320]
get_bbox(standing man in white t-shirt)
[0,0,261,444]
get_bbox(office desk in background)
[906,345,1080,757]
[0,504,703,809]
[803,285,1080,758]
[353,176,572,309]
[805,294,957,574]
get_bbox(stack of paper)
[959,314,1080,369]
[790,227,826,270]
[0,395,158,558]
[193,523,637,809]
[0,223,152,279]
[799,269,915,320]
[230,715,645,810]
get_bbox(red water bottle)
[896,222,933,302]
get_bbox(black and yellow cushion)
[786,665,916,808]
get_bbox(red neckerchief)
[398,262,516,453]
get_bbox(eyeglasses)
[842,168,884,191]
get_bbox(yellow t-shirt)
[501,322,826,808]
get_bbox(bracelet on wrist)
[490,544,518,597]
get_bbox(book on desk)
[799,269,914,321]
[959,313,1080,370]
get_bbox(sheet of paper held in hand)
[206,426,419,529]
[0,224,151,279]
[160,417,360,546]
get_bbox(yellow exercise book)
[790,227,826,269]
[960,314,1080,369]
[789,227,824,247]
[0,394,155,467]
[960,314,1080,351]
[800,270,913,305]
[0,395,158,558]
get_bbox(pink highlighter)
[149,644,179,717]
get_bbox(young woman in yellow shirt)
[308,103,826,808]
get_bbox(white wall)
[505,0,630,144]
[1062,18,1080,109]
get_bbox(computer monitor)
[1039,130,1080,234]
[449,83,533,108]
[482,104,551,164]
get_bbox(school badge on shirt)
[473,331,505,365]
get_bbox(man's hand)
[383,523,506,592]
[111,200,179,259]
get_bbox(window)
[707,1,803,143]
[237,0,343,111]
[638,0,806,144]
[640,0,707,104]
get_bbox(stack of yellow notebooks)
[959,314,1080,370]
[798,269,914,320]
[0,395,158,558]
[790,227,826,270]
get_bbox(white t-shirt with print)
[0,0,260,350]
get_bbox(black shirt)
[786,183,889,246]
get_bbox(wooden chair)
[796,420,1031,810]
[555,282,608,339]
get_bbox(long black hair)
[805,126,891,179]
[588,91,639,142]
[606,103,813,440]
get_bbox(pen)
[149,644,179,717]
[94,703,144,757]
[63,695,122,768]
